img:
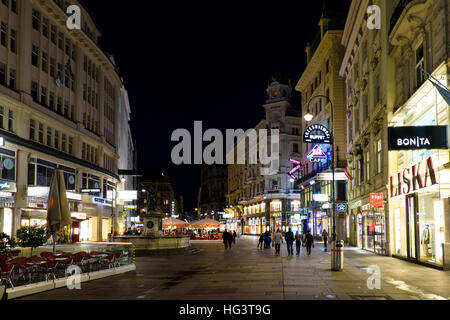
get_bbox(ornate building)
[197,164,228,221]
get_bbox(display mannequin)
[421,224,431,257]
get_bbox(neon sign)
[289,158,301,180]
[306,145,328,163]
[303,124,331,144]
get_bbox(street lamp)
[304,95,339,270]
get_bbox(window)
[49,92,55,109]
[41,52,48,72]
[29,119,36,141]
[32,45,39,67]
[58,32,63,50]
[83,56,87,72]
[50,25,56,44]
[0,106,3,129]
[54,130,59,149]
[46,127,52,146]
[57,96,62,113]
[0,151,15,181]
[38,123,44,143]
[82,142,86,159]
[65,39,70,56]
[32,9,40,31]
[0,22,7,47]
[8,109,13,132]
[377,139,382,174]
[375,75,380,105]
[68,137,73,154]
[9,29,16,53]
[363,94,369,120]
[50,58,55,78]
[42,18,48,38]
[0,62,5,85]
[61,134,67,152]
[64,100,69,117]
[31,81,38,101]
[358,158,363,185]
[40,87,47,105]
[11,0,16,13]
[82,173,100,190]
[9,68,15,90]
[365,151,370,181]
[415,44,425,88]
[293,143,299,153]
[326,60,330,73]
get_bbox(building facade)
[225,143,244,234]
[340,0,395,255]
[197,164,228,221]
[296,15,348,240]
[387,0,449,269]
[0,0,122,242]
[240,74,302,235]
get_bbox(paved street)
[20,236,450,300]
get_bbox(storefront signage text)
[370,193,383,208]
[92,197,113,207]
[71,212,87,220]
[388,126,449,150]
[306,144,328,163]
[390,157,437,198]
[303,124,331,144]
[82,188,101,194]
[0,182,11,190]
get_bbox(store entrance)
[406,194,419,260]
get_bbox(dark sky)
[82,0,351,212]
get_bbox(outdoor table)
[26,261,46,283]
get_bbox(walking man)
[305,230,314,255]
[273,229,283,255]
[295,231,302,256]
[322,229,329,252]
[223,230,230,250]
[257,233,264,249]
[285,227,295,256]
[233,230,237,243]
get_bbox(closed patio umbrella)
[47,169,71,254]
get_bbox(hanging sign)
[388,126,449,150]
[306,144,328,163]
[303,124,331,144]
[370,193,384,208]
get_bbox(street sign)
[370,193,383,208]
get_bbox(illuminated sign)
[222,213,234,218]
[92,197,113,207]
[306,145,328,163]
[388,126,449,150]
[82,188,101,194]
[27,186,50,198]
[117,190,137,201]
[303,124,331,144]
[390,156,437,198]
[71,212,87,220]
[66,192,82,201]
[313,194,329,202]
[0,137,4,146]
[336,202,347,212]
[124,205,137,210]
[0,182,11,190]
[316,172,348,181]
[289,158,301,180]
[370,193,384,208]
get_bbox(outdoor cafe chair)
[12,257,32,284]
[0,262,16,288]
[74,252,90,272]
[0,253,7,266]
[40,252,56,261]
[112,251,123,268]
[98,253,115,270]
[9,250,21,258]
[28,256,48,282]
[45,259,58,281]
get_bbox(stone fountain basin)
[112,235,190,252]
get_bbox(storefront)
[361,204,386,255]
[243,216,265,235]
[0,182,16,236]
[389,154,448,267]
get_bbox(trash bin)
[331,240,344,271]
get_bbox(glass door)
[406,194,418,260]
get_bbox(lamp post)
[304,95,340,270]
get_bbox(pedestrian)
[273,229,283,255]
[265,233,272,249]
[257,233,264,249]
[233,230,237,243]
[223,230,229,249]
[227,230,233,249]
[305,230,314,255]
[322,229,329,252]
[285,227,294,256]
[295,231,302,256]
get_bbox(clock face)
[272,91,279,97]
[146,221,154,229]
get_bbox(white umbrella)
[190,218,220,228]
[47,169,71,254]
[162,218,190,228]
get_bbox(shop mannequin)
[421,224,431,257]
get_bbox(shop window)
[0,149,15,181]
[29,119,36,141]
[377,139,382,174]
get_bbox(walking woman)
[295,231,302,255]
[273,229,283,255]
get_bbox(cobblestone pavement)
[20,236,450,300]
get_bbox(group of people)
[258,228,329,256]
[222,230,237,249]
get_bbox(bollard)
[331,240,344,271]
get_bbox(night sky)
[82,0,351,213]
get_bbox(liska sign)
[390,156,437,198]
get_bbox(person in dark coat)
[233,231,237,243]
[305,230,314,255]
[257,233,264,249]
[264,230,271,248]
[285,227,295,256]
[227,230,233,249]
[322,229,329,252]
[223,230,230,249]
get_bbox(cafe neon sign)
[306,144,328,163]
